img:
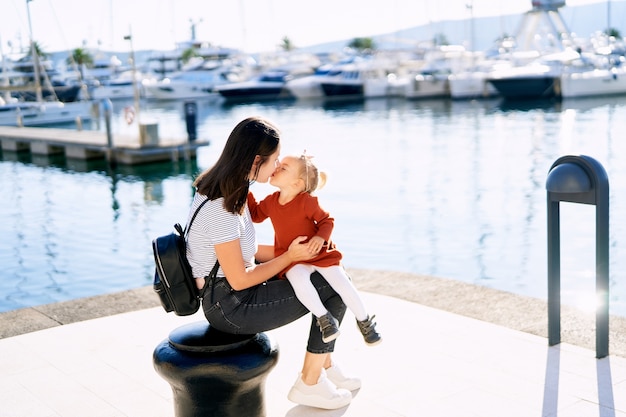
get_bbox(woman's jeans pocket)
[203,278,243,333]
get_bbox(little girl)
[247,153,381,346]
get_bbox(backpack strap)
[199,260,220,297]
[184,197,219,298]
[184,197,210,238]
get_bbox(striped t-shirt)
[186,192,258,279]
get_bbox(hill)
[48,2,625,66]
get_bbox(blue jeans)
[202,272,347,354]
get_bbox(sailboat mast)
[1,35,11,103]
[26,0,43,103]
[124,28,142,139]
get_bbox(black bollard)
[546,155,609,358]
[184,101,197,142]
[153,321,279,417]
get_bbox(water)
[2,95,626,316]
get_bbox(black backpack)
[152,198,219,316]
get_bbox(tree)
[347,37,375,52]
[432,33,449,47]
[66,47,94,80]
[605,27,622,39]
[67,47,94,67]
[280,36,294,51]
[180,47,199,64]
[22,41,47,60]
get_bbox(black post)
[102,98,116,167]
[545,155,610,358]
[153,322,278,417]
[184,101,197,142]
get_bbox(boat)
[215,68,308,102]
[285,55,372,100]
[449,69,500,99]
[448,45,540,100]
[1,58,93,126]
[401,70,450,100]
[319,59,398,99]
[285,64,347,100]
[1,46,91,103]
[4,63,84,103]
[145,41,242,80]
[400,46,476,100]
[12,81,83,103]
[448,52,510,99]
[483,0,582,100]
[487,58,562,99]
[560,66,626,98]
[559,50,626,98]
[0,98,94,127]
[143,58,246,101]
[91,70,156,100]
[0,1,93,126]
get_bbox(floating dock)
[0,125,209,165]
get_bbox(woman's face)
[252,147,281,183]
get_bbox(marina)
[2,94,626,318]
[2,0,626,315]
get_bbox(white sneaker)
[287,372,352,409]
[326,363,362,391]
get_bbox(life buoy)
[124,106,135,125]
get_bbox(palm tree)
[280,36,294,51]
[68,47,94,67]
[22,41,47,61]
[605,27,622,39]
[348,37,375,53]
[67,47,94,80]
[181,47,199,64]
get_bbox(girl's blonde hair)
[298,152,326,194]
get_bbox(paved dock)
[1,269,625,416]
[0,125,208,165]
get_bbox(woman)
[186,116,358,410]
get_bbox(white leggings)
[286,264,368,321]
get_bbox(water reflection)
[0,151,199,311]
[3,94,626,315]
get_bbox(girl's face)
[269,156,302,189]
[252,147,281,183]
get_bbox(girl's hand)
[306,236,325,254]
[287,236,316,262]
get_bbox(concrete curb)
[2,269,625,358]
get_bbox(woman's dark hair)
[193,116,280,213]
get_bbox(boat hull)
[560,69,626,98]
[216,77,293,102]
[15,85,83,103]
[488,77,557,99]
[404,76,450,100]
[0,101,93,127]
[449,73,499,99]
[143,83,219,101]
[320,81,363,98]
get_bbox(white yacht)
[143,58,246,101]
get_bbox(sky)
[0,0,608,56]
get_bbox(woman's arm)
[255,244,275,262]
[214,236,313,291]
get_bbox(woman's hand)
[195,277,205,290]
[287,236,317,262]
